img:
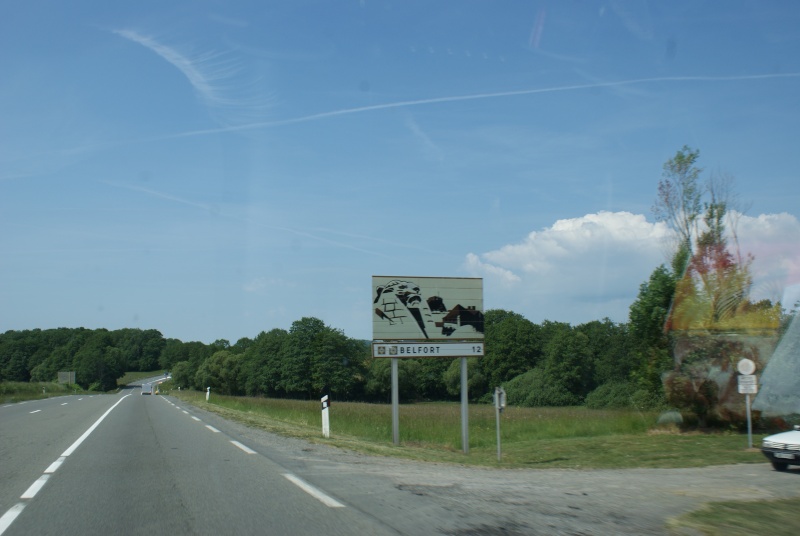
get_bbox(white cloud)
[463,210,800,324]
[736,212,800,303]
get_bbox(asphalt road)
[3,384,799,536]
[0,385,405,535]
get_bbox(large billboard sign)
[372,276,484,342]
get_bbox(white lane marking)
[206,425,221,433]
[44,457,66,474]
[0,503,26,535]
[283,474,345,508]
[230,441,257,454]
[61,403,68,406]
[21,475,50,499]
[29,410,41,414]
[62,394,132,456]
[191,416,201,422]
[182,410,189,414]
[78,398,84,401]
[0,393,133,535]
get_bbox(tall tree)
[479,309,541,389]
[652,145,703,272]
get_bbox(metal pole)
[461,357,469,454]
[746,393,753,449]
[392,358,399,445]
[496,400,501,461]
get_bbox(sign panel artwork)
[372,276,484,341]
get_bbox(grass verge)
[166,388,766,470]
[0,381,83,403]
[668,497,800,535]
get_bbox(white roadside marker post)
[321,395,330,438]
[206,386,210,402]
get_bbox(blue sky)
[2,1,799,344]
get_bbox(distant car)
[761,425,800,471]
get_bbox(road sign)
[737,374,758,394]
[737,358,756,375]
[372,342,484,358]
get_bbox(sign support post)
[494,386,506,461]
[745,393,753,449]
[737,358,758,449]
[461,357,469,454]
[392,358,400,445]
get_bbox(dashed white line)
[61,403,68,406]
[182,410,189,415]
[205,425,221,433]
[191,416,201,422]
[230,441,257,454]
[0,504,25,535]
[29,410,41,414]
[44,457,66,474]
[21,475,50,499]
[283,474,345,508]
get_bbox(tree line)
[0,314,654,407]
[1,147,793,422]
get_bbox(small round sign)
[737,358,756,375]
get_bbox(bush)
[585,381,638,409]
[630,389,667,410]
[504,368,581,407]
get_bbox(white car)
[761,425,800,471]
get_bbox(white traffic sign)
[372,342,484,358]
[737,374,758,394]
[737,358,756,375]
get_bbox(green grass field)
[166,388,766,469]
[0,381,82,402]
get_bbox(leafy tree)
[310,327,367,399]
[652,145,703,256]
[414,358,452,400]
[443,358,487,401]
[576,318,634,386]
[170,361,193,389]
[479,309,542,389]
[232,337,254,354]
[542,329,594,400]
[73,330,124,390]
[364,358,421,402]
[240,329,288,396]
[630,266,676,348]
[277,317,324,397]
[194,350,243,395]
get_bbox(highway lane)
[1,391,400,536]
[0,393,121,516]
